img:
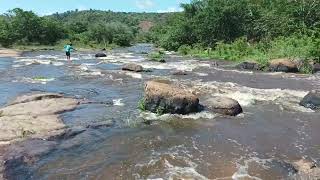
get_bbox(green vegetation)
[148,51,166,63]
[0,8,170,48]
[156,106,166,116]
[150,0,320,71]
[138,99,146,111]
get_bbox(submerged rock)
[122,63,144,72]
[95,53,107,58]
[143,81,199,114]
[300,90,320,110]
[236,61,261,71]
[204,97,243,116]
[172,71,188,76]
[269,58,299,73]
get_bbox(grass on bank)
[178,35,320,72]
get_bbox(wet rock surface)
[122,63,144,72]
[236,61,262,71]
[292,159,320,179]
[300,90,320,110]
[95,53,107,57]
[204,96,243,116]
[0,93,79,143]
[172,71,188,76]
[144,81,199,114]
[8,92,63,105]
[312,63,320,73]
[269,58,299,73]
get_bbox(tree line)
[0,8,169,48]
[150,0,320,64]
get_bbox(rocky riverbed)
[0,44,319,179]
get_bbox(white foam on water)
[135,144,208,180]
[140,111,217,121]
[113,99,125,106]
[36,55,59,59]
[213,67,254,74]
[178,111,217,119]
[141,60,211,71]
[51,62,64,66]
[185,80,311,112]
[122,72,142,79]
[195,72,209,76]
[232,157,271,180]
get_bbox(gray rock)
[9,92,63,105]
[312,63,320,73]
[300,90,320,110]
[292,159,320,179]
[172,71,188,76]
[0,93,79,144]
[143,81,200,115]
[122,63,144,72]
[95,53,107,58]
[236,61,261,71]
[205,97,243,116]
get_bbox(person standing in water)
[64,43,75,61]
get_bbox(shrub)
[148,51,166,63]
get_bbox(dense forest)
[0,8,169,48]
[0,0,320,69]
[150,0,320,68]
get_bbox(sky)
[0,0,190,15]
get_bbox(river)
[0,44,319,179]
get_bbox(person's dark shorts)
[66,52,71,56]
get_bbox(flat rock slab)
[0,115,64,143]
[144,81,199,114]
[0,98,79,116]
[0,93,79,144]
[9,93,63,105]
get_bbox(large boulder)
[269,58,299,73]
[300,90,320,110]
[122,63,144,72]
[95,53,107,58]
[143,81,200,114]
[236,61,261,71]
[204,97,243,116]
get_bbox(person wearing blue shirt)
[64,43,75,61]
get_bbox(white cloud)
[157,7,183,13]
[135,0,155,9]
[77,5,88,11]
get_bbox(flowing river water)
[0,44,319,180]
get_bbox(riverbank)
[0,48,22,58]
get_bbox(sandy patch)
[0,48,22,58]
